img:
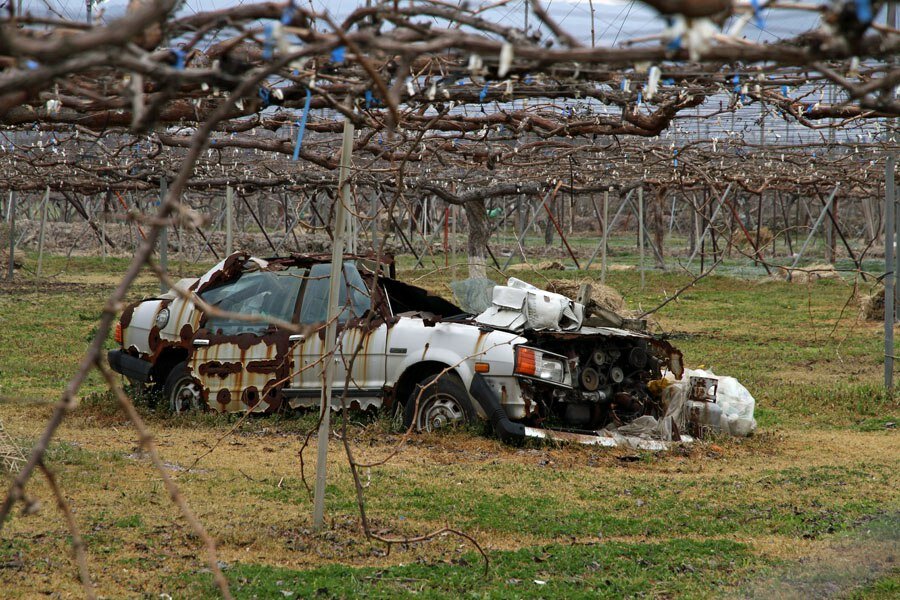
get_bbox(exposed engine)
[520,333,669,431]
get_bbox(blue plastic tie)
[667,35,682,51]
[856,0,872,23]
[172,49,186,70]
[750,0,765,29]
[25,59,39,70]
[331,46,346,63]
[281,2,295,25]
[781,85,789,97]
[262,22,275,60]
[479,83,489,102]
[292,89,312,162]
[258,87,270,107]
[636,92,643,106]
[663,78,675,86]
[365,89,374,108]
[620,78,628,91]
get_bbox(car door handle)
[193,339,210,346]
[289,334,305,343]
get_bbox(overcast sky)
[23,0,826,47]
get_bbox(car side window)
[299,262,371,325]
[200,267,304,335]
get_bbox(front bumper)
[107,350,152,383]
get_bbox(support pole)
[585,189,633,270]
[602,190,609,284]
[686,184,732,270]
[638,186,645,289]
[159,178,169,294]
[884,154,895,391]
[37,187,49,277]
[6,192,15,281]
[312,115,354,532]
[789,183,840,276]
[540,182,580,268]
[225,186,234,255]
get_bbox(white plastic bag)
[676,368,757,437]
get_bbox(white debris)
[475,277,583,333]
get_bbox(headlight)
[155,307,170,330]
[514,346,570,386]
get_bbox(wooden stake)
[313,114,354,532]
[6,192,14,281]
[37,187,49,277]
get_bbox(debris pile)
[507,260,566,272]
[860,285,885,321]
[775,264,841,284]
[545,278,627,314]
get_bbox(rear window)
[299,262,370,325]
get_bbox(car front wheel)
[163,362,207,413]
[403,373,475,432]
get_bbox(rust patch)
[241,386,260,409]
[148,326,161,352]
[199,361,242,378]
[246,358,284,374]
[179,323,194,340]
[216,388,231,408]
[120,302,138,329]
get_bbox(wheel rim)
[170,377,202,413]
[418,393,466,432]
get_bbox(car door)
[286,261,387,410]
[189,265,304,412]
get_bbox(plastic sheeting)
[449,277,495,314]
[671,368,757,437]
[603,368,757,442]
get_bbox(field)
[0,250,898,598]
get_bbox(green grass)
[176,538,756,599]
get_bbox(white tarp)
[475,277,584,333]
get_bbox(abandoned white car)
[108,252,686,444]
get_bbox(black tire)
[403,373,475,432]
[163,362,207,413]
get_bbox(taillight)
[114,321,123,344]
[515,347,536,376]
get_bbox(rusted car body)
[108,252,685,443]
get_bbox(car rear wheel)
[403,373,475,432]
[163,362,207,413]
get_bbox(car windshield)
[201,266,305,335]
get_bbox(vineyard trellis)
[0,1,898,597]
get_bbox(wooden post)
[159,178,169,294]
[6,192,14,281]
[601,190,609,285]
[638,186,645,289]
[37,187,49,277]
[884,154,895,391]
[226,185,234,255]
[313,114,354,532]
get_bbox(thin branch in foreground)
[38,461,96,600]
[96,360,233,600]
